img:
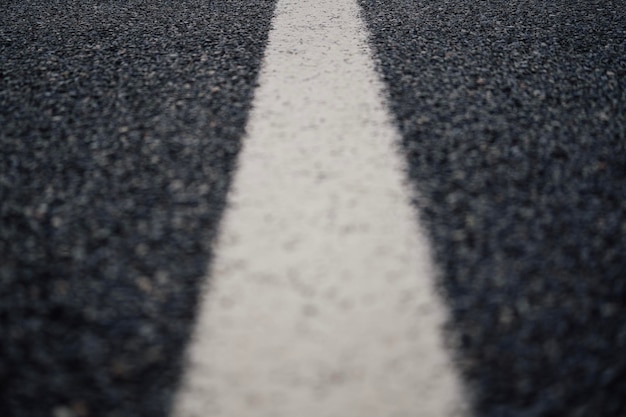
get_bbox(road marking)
[173,0,466,416]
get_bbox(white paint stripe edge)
[173,0,467,416]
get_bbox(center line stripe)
[173,0,466,415]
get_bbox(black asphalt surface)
[0,1,276,416]
[359,0,626,416]
[2,0,626,416]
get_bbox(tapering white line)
[173,0,466,416]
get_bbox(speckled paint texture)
[174,0,465,415]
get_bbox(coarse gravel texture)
[359,0,626,416]
[0,0,276,416]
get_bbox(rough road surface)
[1,0,626,416]
[1,1,275,416]
[360,0,626,416]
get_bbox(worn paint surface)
[173,0,466,416]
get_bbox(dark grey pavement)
[359,0,626,416]
[0,1,276,416]
[2,0,626,416]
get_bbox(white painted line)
[173,0,467,416]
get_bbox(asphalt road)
[1,1,276,416]
[360,0,626,416]
[1,0,626,416]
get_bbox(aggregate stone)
[359,0,626,416]
[0,1,276,416]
